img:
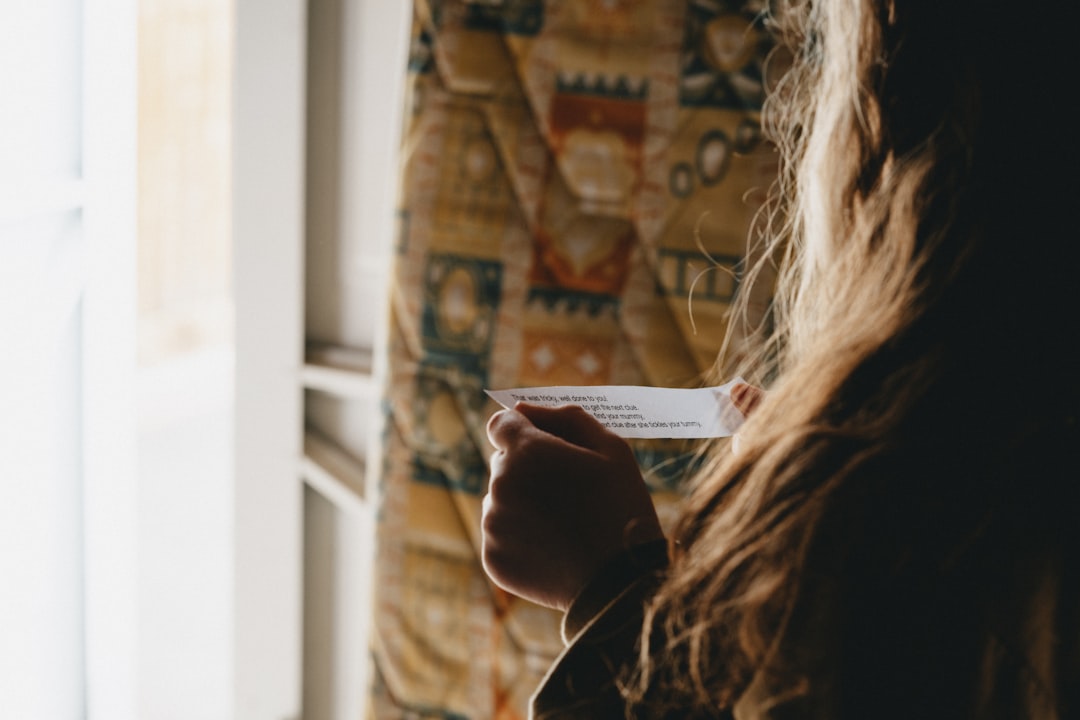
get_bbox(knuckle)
[487,449,506,478]
[481,539,512,582]
[481,498,500,535]
[485,465,512,503]
[486,410,509,447]
[481,493,516,538]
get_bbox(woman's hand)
[482,403,664,611]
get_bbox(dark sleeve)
[530,540,669,719]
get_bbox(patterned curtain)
[369,2,776,716]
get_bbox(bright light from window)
[0,3,88,717]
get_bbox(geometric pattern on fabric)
[370,2,775,716]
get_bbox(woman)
[482,1,1078,717]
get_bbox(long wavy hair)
[631,0,1075,713]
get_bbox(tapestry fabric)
[370,2,777,716]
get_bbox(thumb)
[514,403,613,451]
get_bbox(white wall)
[0,2,88,716]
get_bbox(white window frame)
[232,0,307,717]
[81,0,139,718]
[232,1,410,718]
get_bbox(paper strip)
[484,378,746,439]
